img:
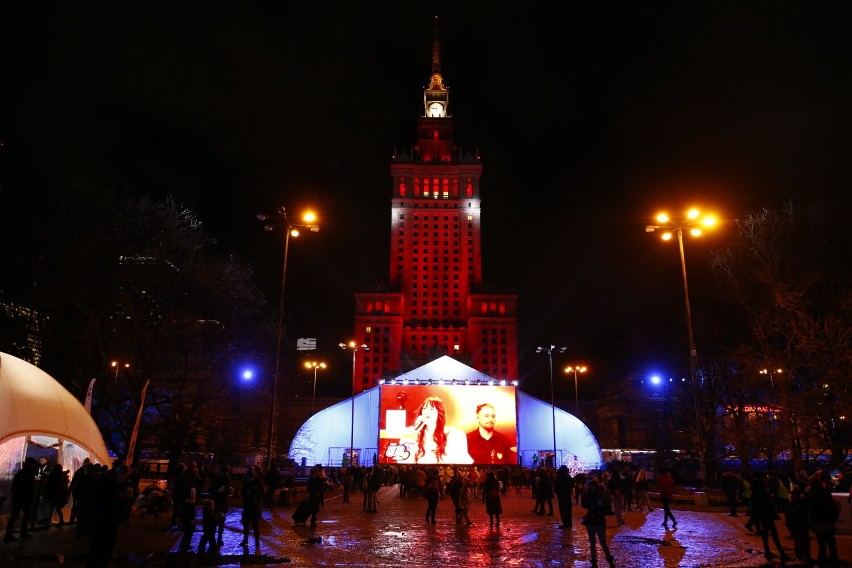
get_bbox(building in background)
[348,19,518,395]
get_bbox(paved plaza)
[1,485,850,567]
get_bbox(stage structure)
[288,356,602,472]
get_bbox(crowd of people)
[2,456,847,567]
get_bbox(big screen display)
[378,384,518,465]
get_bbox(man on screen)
[466,403,517,465]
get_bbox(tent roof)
[0,351,110,465]
[391,356,496,383]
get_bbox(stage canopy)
[0,351,111,494]
[289,356,602,471]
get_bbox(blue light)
[241,369,254,382]
[650,375,662,386]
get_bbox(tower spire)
[424,16,448,117]
[431,16,442,78]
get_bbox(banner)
[84,378,96,413]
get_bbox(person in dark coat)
[208,463,232,546]
[3,457,38,542]
[750,471,792,562]
[44,463,70,526]
[533,466,553,515]
[306,464,332,528]
[581,477,615,568]
[239,466,265,547]
[68,458,90,525]
[483,470,503,529]
[553,465,575,529]
[720,470,741,516]
[805,472,840,568]
[85,462,132,568]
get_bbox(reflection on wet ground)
[1,486,849,566]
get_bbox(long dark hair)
[414,396,448,462]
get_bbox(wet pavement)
[1,486,850,567]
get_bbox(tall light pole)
[536,344,565,468]
[564,365,588,416]
[304,361,327,415]
[257,207,320,470]
[339,341,369,467]
[646,208,717,485]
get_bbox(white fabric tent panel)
[0,351,110,466]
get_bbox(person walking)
[239,466,265,547]
[553,465,574,529]
[607,470,626,526]
[307,464,334,527]
[581,477,615,568]
[341,466,352,503]
[196,498,218,556]
[423,469,441,524]
[741,472,756,531]
[208,463,232,546]
[483,470,503,529]
[457,476,473,526]
[751,471,792,562]
[657,468,677,529]
[365,465,383,513]
[720,470,740,516]
[68,457,91,526]
[44,463,70,526]
[806,471,840,568]
[533,466,554,516]
[85,462,132,568]
[3,457,37,542]
[446,469,463,522]
[786,485,813,564]
[634,469,652,512]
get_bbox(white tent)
[0,351,110,495]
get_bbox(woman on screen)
[394,396,473,464]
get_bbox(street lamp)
[304,361,327,415]
[536,344,566,468]
[339,341,369,468]
[759,367,783,390]
[646,207,717,484]
[564,365,588,416]
[110,360,130,383]
[257,207,320,470]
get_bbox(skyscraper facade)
[348,20,518,394]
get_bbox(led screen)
[378,384,518,465]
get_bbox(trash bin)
[278,488,293,507]
[693,492,708,507]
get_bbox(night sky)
[3,3,850,401]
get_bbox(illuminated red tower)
[349,19,518,394]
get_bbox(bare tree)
[711,201,851,471]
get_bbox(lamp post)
[646,208,717,484]
[305,361,327,415]
[257,207,320,470]
[564,365,588,416]
[339,341,369,467]
[536,344,566,468]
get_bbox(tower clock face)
[428,102,444,117]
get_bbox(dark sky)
[3,2,850,400]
